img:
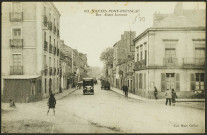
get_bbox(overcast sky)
[54,2,205,68]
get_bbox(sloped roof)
[152,9,205,28]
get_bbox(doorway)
[166,73,175,90]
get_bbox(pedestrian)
[9,99,16,108]
[154,87,158,100]
[122,84,128,97]
[172,89,178,106]
[47,93,56,115]
[165,89,172,106]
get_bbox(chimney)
[174,2,183,15]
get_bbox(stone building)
[112,31,136,89]
[2,2,61,102]
[133,3,205,99]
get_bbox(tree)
[100,47,114,67]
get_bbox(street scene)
[2,83,205,133]
[1,1,206,134]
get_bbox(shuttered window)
[175,73,180,91]
[161,73,166,91]
[190,73,195,91]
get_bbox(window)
[54,39,55,46]
[140,45,143,60]
[12,28,21,39]
[44,55,46,67]
[49,36,51,44]
[45,78,47,93]
[49,13,51,22]
[13,54,21,66]
[195,73,205,91]
[137,47,139,61]
[44,32,46,41]
[49,57,51,66]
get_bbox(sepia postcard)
[1,1,206,134]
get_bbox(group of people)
[154,87,178,106]
[165,88,178,106]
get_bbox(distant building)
[133,3,205,99]
[112,31,136,89]
[2,2,61,102]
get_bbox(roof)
[152,9,205,28]
[3,75,41,79]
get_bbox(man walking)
[165,89,172,106]
[122,84,128,97]
[154,87,158,100]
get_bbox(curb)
[111,88,205,102]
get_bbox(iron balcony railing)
[10,39,23,48]
[9,12,23,22]
[44,41,48,51]
[10,66,23,75]
[134,60,146,70]
[43,15,48,27]
[183,58,205,66]
[163,57,178,66]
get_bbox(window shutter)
[190,73,195,91]
[161,73,166,91]
[175,73,180,91]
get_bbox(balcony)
[9,12,23,22]
[163,57,178,66]
[44,41,48,51]
[134,60,146,70]
[49,44,52,53]
[183,58,205,67]
[43,15,48,27]
[49,67,52,76]
[10,39,23,48]
[10,66,23,75]
[54,46,56,55]
[48,22,52,30]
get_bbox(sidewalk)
[111,87,205,102]
[54,88,77,100]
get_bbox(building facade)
[134,6,205,99]
[112,31,136,89]
[2,2,61,102]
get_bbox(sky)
[54,2,205,68]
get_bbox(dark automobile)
[101,80,110,90]
[83,78,94,95]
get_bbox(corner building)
[133,7,205,99]
[2,2,61,102]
